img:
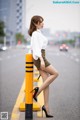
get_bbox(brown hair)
[28,15,44,36]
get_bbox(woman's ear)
[35,22,39,28]
[34,22,38,27]
[37,21,40,25]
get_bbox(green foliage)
[55,39,76,47]
[0,20,5,37]
[61,39,76,45]
[0,39,4,44]
[0,20,5,44]
[15,33,27,44]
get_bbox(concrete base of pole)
[25,104,33,119]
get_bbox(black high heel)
[42,105,53,118]
[31,87,39,102]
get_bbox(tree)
[0,20,5,37]
[15,33,26,44]
[0,20,5,43]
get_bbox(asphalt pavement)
[0,46,80,120]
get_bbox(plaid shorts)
[33,49,50,70]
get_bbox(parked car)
[0,44,7,51]
[59,44,69,51]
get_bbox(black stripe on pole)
[25,104,33,119]
[26,62,33,64]
[25,70,33,72]
[25,66,33,68]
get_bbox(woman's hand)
[41,60,45,70]
[39,56,45,70]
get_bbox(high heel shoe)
[42,105,53,118]
[31,87,39,102]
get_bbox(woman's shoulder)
[32,30,41,36]
[32,30,38,36]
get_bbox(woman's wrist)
[39,56,45,70]
[39,56,44,62]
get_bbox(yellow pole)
[25,53,33,119]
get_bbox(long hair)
[28,15,44,36]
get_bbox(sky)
[26,0,80,33]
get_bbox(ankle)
[44,105,49,113]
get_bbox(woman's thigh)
[43,65,58,75]
[39,70,49,81]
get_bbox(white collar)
[37,29,41,33]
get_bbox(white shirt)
[31,29,48,60]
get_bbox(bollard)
[25,53,33,119]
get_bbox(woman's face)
[36,21,44,29]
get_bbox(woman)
[28,15,59,118]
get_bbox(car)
[59,44,69,51]
[0,44,7,51]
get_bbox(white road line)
[56,52,60,56]
[0,58,3,61]
[75,58,80,62]
[0,54,22,61]
[70,56,74,59]
[12,54,17,57]
[7,56,11,59]
[72,53,77,56]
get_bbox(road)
[0,48,26,120]
[0,46,80,120]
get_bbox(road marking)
[75,58,80,62]
[13,55,17,57]
[70,56,74,59]
[10,69,44,119]
[10,79,25,120]
[0,54,24,61]
[0,58,3,61]
[72,53,77,56]
[7,56,11,59]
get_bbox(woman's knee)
[44,65,59,78]
[53,70,59,78]
[56,71,59,77]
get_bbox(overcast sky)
[26,0,80,33]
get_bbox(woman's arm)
[31,32,41,59]
[31,31,45,70]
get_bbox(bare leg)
[38,65,59,95]
[39,70,49,112]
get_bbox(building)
[0,0,26,46]
[16,0,26,34]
